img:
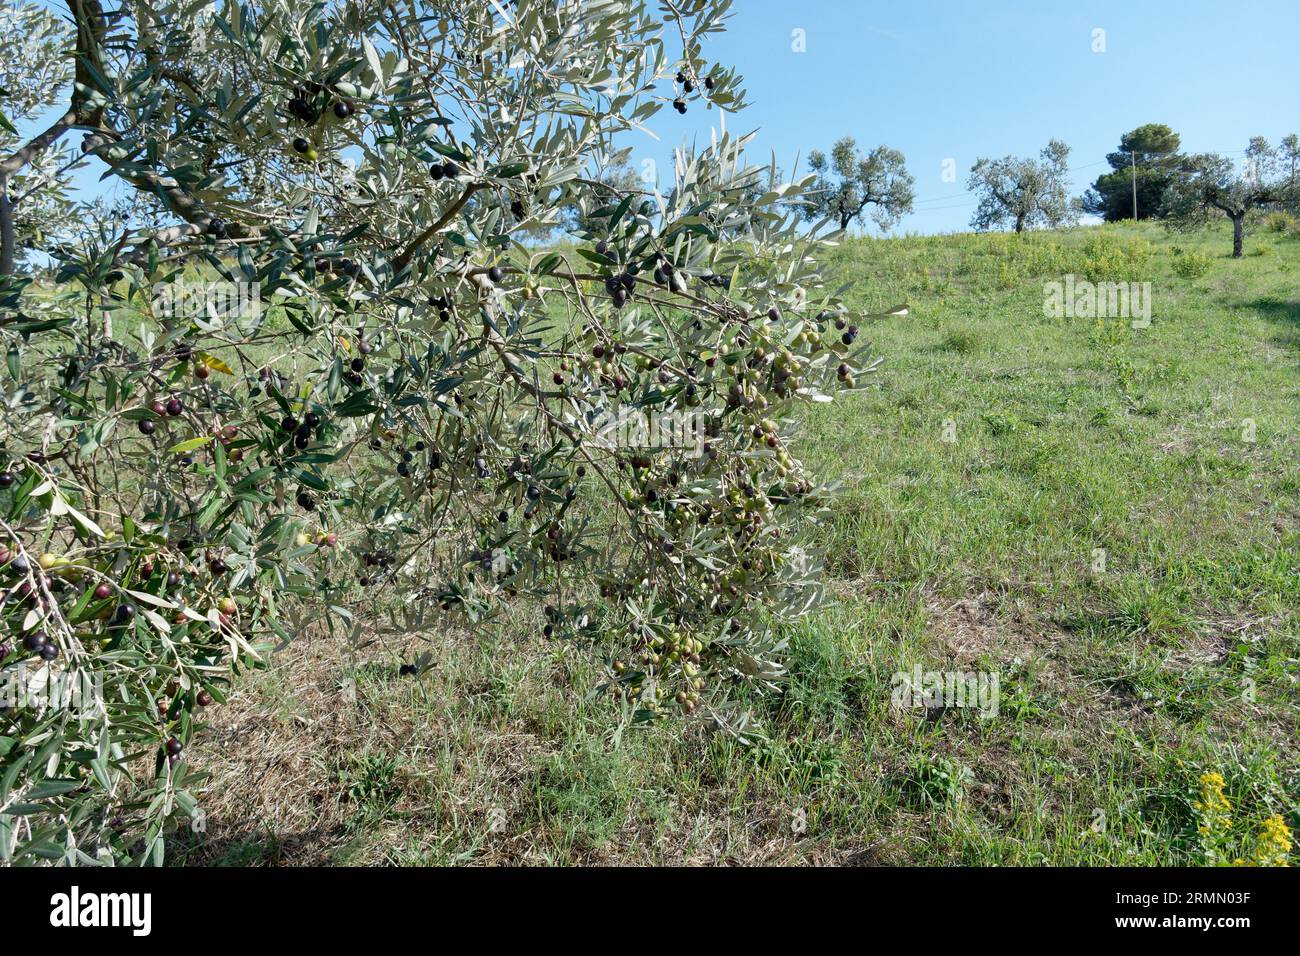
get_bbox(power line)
[911,191,972,206]
[911,199,978,212]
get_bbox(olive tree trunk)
[0,174,13,276]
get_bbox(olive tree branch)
[391,183,482,273]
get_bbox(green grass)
[177,220,1299,866]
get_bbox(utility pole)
[1130,150,1138,220]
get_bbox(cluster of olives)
[833,315,861,345]
[357,548,395,587]
[588,391,824,704]
[202,421,244,462]
[285,81,356,125]
[651,256,680,287]
[770,347,810,398]
[671,71,691,114]
[428,159,462,180]
[550,360,573,387]
[749,417,783,450]
[280,409,323,451]
[172,341,207,380]
[612,627,708,714]
[291,136,318,162]
[603,271,637,308]
[131,538,234,587]
[465,545,501,580]
[430,292,455,323]
[313,256,360,278]
[671,66,717,114]
[142,671,210,732]
[0,540,236,726]
[283,81,356,164]
[539,521,577,563]
[293,529,337,549]
[17,628,59,662]
[344,351,367,387]
[394,445,420,477]
[584,338,629,391]
[137,395,186,435]
[541,603,576,639]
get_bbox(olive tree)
[1281,134,1300,185]
[1161,137,1299,257]
[803,138,914,232]
[0,0,883,864]
[0,0,84,272]
[968,139,1073,234]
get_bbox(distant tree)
[1081,123,1183,222]
[968,140,1073,233]
[803,137,914,232]
[562,159,647,236]
[1161,137,1299,257]
[1281,134,1300,186]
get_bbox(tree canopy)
[1161,136,1299,256]
[1081,123,1183,222]
[803,138,914,232]
[967,140,1073,234]
[0,0,886,864]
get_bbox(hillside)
[179,221,1299,866]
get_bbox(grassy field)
[176,219,1299,866]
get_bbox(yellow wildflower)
[1253,814,1293,867]
[1194,772,1233,833]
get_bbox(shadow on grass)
[1248,297,1300,354]
[169,823,349,866]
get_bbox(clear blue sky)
[644,0,1300,234]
